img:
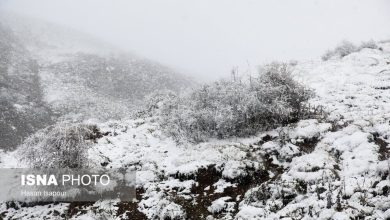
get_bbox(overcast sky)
[1,0,390,81]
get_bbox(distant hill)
[0,13,194,149]
[0,23,53,150]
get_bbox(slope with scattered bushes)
[1,17,390,220]
[4,40,387,220]
[1,13,194,123]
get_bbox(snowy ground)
[1,43,390,219]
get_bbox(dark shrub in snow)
[18,123,101,168]
[148,63,313,142]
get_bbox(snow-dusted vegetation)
[147,62,313,143]
[1,9,390,220]
[18,123,101,169]
[321,40,380,61]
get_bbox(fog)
[1,0,389,81]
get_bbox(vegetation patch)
[18,123,102,168]
[322,40,379,61]
[147,62,313,143]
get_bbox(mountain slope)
[92,43,390,219]
[0,13,193,122]
[1,42,389,219]
[0,23,53,150]
[0,13,194,149]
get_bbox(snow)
[288,119,332,140]
[0,150,22,168]
[138,190,185,219]
[1,33,390,218]
[213,179,236,193]
[235,205,267,220]
[0,203,69,219]
[285,149,336,182]
[221,160,248,180]
[207,197,235,214]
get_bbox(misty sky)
[1,0,390,81]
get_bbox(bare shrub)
[18,123,101,168]
[149,62,313,143]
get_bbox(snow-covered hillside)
[1,40,389,219]
[0,23,54,150]
[1,13,193,116]
[0,13,193,149]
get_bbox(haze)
[1,0,389,81]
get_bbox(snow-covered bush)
[143,90,179,117]
[322,40,358,61]
[18,123,101,168]
[358,40,378,50]
[322,40,378,61]
[150,63,312,142]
